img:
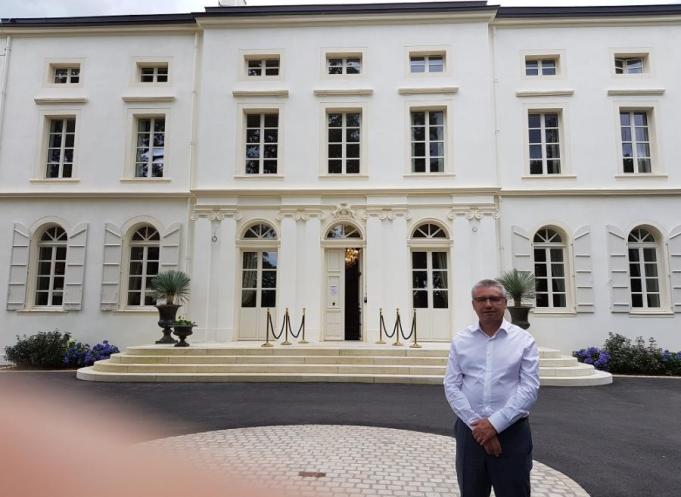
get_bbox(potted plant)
[172,316,196,347]
[150,270,191,344]
[497,269,536,330]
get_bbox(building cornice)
[0,192,190,199]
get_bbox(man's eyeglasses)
[472,296,506,304]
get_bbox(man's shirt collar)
[472,319,512,338]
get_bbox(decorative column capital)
[366,207,411,222]
[192,207,242,222]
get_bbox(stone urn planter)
[155,304,180,344]
[508,306,531,330]
[150,270,191,345]
[172,320,196,347]
[497,269,536,331]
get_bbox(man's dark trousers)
[455,417,532,497]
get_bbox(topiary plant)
[497,269,536,307]
[150,270,191,305]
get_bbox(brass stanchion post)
[261,308,274,347]
[410,309,422,349]
[281,308,292,345]
[298,308,308,344]
[376,308,386,344]
[393,308,403,346]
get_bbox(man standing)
[444,279,540,497]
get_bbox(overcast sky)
[1,0,678,18]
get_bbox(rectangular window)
[327,111,361,174]
[525,57,557,76]
[615,56,645,74]
[247,57,280,77]
[327,56,361,75]
[410,54,444,73]
[241,251,278,308]
[245,112,278,175]
[139,64,168,83]
[134,117,165,178]
[620,111,651,174]
[528,112,561,175]
[410,110,445,173]
[412,251,448,309]
[53,66,80,84]
[45,117,75,179]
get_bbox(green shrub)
[592,332,681,376]
[4,331,71,369]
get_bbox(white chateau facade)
[1,2,681,355]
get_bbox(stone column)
[365,214,383,343]
[277,214,298,323]
[303,215,322,342]
[190,215,212,342]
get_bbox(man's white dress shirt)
[443,319,540,434]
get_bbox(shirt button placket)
[483,338,493,415]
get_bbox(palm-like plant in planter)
[151,270,191,344]
[497,269,536,330]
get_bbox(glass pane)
[411,112,425,126]
[56,247,67,260]
[246,129,260,143]
[553,294,566,307]
[534,263,547,277]
[547,160,561,174]
[412,271,427,289]
[647,294,660,308]
[643,247,657,262]
[243,252,257,269]
[38,261,51,276]
[412,143,425,157]
[52,277,64,290]
[412,158,425,173]
[328,128,342,142]
[412,251,427,269]
[246,144,260,159]
[346,128,360,143]
[635,127,649,142]
[264,129,278,143]
[529,145,542,159]
[536,279,548,292]
[544,114,559,127]
[35,292,49,305]
[262,251,278,269]
[633,112,647,126]
[631,294,643,308]
[261,290,276,307]
[433,271,448,289]
[529,129,541,143]
[328,113,342,127]
[429,142,444,157]
[241,290,256,307]
[410,57,425,73]
[621,127,632,142]
[550,248,564,262]
[346,144,360,158]
[536,294,549,307]
[147,246,159,260]
[623,158,634,173]
[545,129,559,143]
[637,158,651,173]
[413,290,428,308]
[263,160,277,174]
[430,158,444,173]
[429,57,444,72]
[528,114,540,128]
[646,278,659,292]
[529,160,543,175]
[525,60,538,76]
[261,271,277,289]
[328,144,342,158]
[551,263,565,277]
[429,111,444,125]
[246,114,260,127]
[245,160,259,174]
[264,114,278,127]
[242,271,257,289]
[433,291,448,309]
[328,160,342,174]
[37,277,50,291]
[630,278,642,292]
[346,160,360,174]
[551,279,565,292]
[264,145,277,158]
[432,252,448,269]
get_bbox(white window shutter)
[100,223,122,311]
[63,223,88,311]
[6,223,30,310]
[607,225,630,313]
[573,226,594,313]
[669,225,681,313]
[160,223,182,272]
[511,226,532,272]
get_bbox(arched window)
[533,227,567,308]
[243,223,277,240]
[127,225,160,306]
[412,223,447,239]
[35,225,67,306]
[240,223,278,309]
[628,227,660,308]
[410,222,449,310]
[326,223,361,239]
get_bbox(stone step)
[539,363,596,377]
[110,354,448,366]
[539,356,578,367]
[540,370,613,386]
[77,368,445,384]
[125,345,450,357]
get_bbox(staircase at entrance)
[77,343,612,386]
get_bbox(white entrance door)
[411,250,451,341]
[324,248,345,340]
[238,250,277,340]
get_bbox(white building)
[1,2,680,356]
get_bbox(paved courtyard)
[2,372,680,497]
[147,424,588,497]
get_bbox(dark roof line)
[0,13,195,28]
[497,4,681,18]
[201,1,493,16]
[3,2,681,28]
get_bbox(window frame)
[133,115,167,179]
[618,107,656,175]
[406,105,449,175]
[524,56,560,78]
[409,52,446,75]
[627,226,665,310]
[32,225,68,308]
[122,225,161,309]
[35,110,80,181]
[45,59,84,88]
[532,227,570,311]
[237,221,280,311]
[241,108,280,177]
[521,51,565,81]
[244,54,281,79]
[319,103,367,177]
[524,107,567,176]
[321,48,366,80]
[125,109,170,180]
[405,46,450,78]
[131,57,172,87]
[612,51,651,77]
